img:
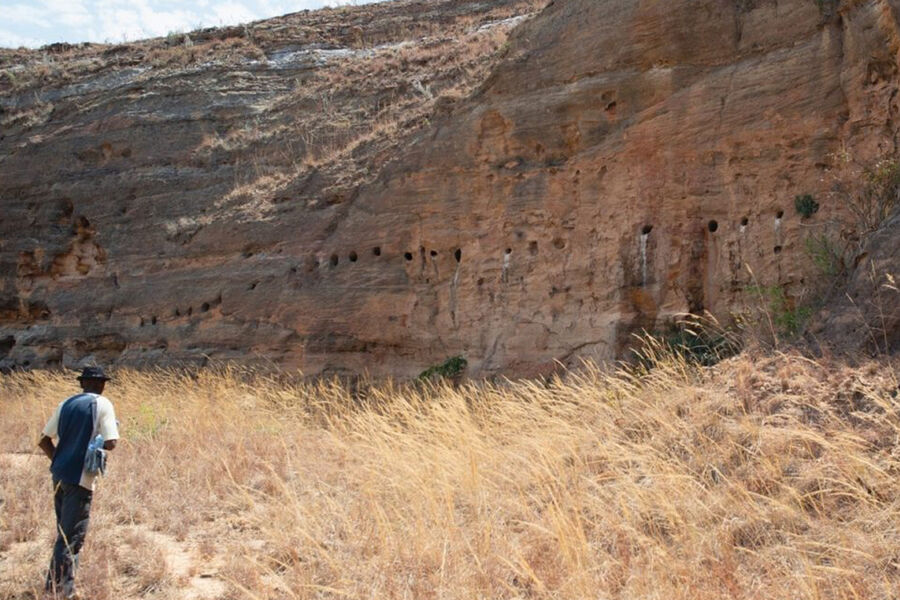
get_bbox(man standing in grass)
[38,366,119,599]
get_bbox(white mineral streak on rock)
[640,231,649,286]
[449,262,460,327]
[477,14,532,32]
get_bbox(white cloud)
[5,4,51,28]
[209,2,258,28]
[0,0,387,48]
[46,0,94,28]
[0,28,45,49]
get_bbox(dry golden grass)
[2,349,900,599]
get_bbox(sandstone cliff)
[1,0,899,376]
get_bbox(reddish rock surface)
[1,0,898,376]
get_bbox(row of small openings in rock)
[731,212,788,230]
[322,247,464,267]
[320,239,588,269]
[638,211,786,236]
[139,297,218,325]
[411,243,556,261]
[641,216,786,255]
[403,247,462,262]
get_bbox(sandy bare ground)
[0,452,43,470]
[116,526,227,600]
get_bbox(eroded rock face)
[1,0,898,375]
[814,209,900,354]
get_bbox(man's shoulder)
[95,395,116,415]
[59,393,91,410]
[67,392,109,405]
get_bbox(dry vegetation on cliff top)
[1,0,548,213]
[2,349,900,600]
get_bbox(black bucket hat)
[77,366,111,382]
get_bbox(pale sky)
[0,0,386,48]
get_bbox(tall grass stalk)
[2,351,899,599]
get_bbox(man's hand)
[103,439,117,451]
[38,435,55,461]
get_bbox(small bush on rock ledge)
[418,355,468,381]
[794,194,819,219]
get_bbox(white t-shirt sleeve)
[97,397,120,441]
[42,401,64,438]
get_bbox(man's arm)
[41,401,62,460]
[98,398,119,452]
[38,435,55,460]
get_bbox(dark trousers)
[46,479,92,597]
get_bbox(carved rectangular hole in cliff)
[0,336,15,358]
[349,251,358,263]
[430,250,438,257]
[529,241,538,256]
[201,302,210,312]
[454,248,462,262]
[741,217,749,227]
[405,252,414,261]
[708,220,718,233]
[373,247,382,257]
[28,301,51,321]
[330,254,339,267]
[774,245,783,254]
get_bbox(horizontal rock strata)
[1,0,898,376]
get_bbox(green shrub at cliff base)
[746,285,813,339]
[804,233,846,278]
[633,314,742,371]
[418,356,468,381]
[659,314,741,367]
[794,194,819,219]
[858,158,900,232]
[662,326,740,367]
